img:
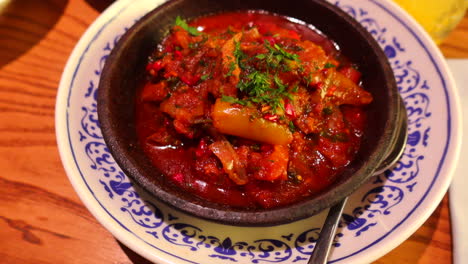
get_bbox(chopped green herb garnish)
[238,71,270,94]
[289,121,296,132]
[298,64,305,73]
[274,75,287,92]
[234,40,247,69]
[257,41,301,70]
[276,54,283,62]
[175,16,201,36]
[281,63,292,72]
[256,54,266,60]
[221,95,247,105]
[273,43,300,62]
[224,61,237,77]
[218,28,303,115]
[201,74,210,81]
[324,62,336,69]
[236,71,294,113]
[303,75,312,86]
[291,84,299,93]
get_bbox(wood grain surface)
[0,1,465,263]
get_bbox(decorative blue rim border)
[62,0,452,263]
[65,2,199,264]
[331,0,451,261]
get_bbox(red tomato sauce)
[135,12,372,209]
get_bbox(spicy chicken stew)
[135,12,373,209]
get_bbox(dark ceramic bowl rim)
[98,0,402,226]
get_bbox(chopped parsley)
[262,41,300,62]
[255,54,266,60]
[224,61,237,77]
[220,29,306,118]
[234,40,247,69]
[201,74,211,81]
[281,63,292,72]
[288,121,296,132]
[235,71,294,113]
[238,71,270,96]
[221,95,247,105]
[291,84,299,93]
[175,16,201,36]
[273,74,286,90]
[272,43,300,62]
[303,74,312,86]
[324,62,336,69]
[255,41,301,70]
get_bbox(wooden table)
[0,1,465,263]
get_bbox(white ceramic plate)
[55,0,461,263]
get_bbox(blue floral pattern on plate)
[334,0,431,240]
[59,0,457,263]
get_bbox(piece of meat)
[160,88,207,137]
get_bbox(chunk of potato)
[212,99,293,145]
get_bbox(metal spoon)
[308,100,408,264]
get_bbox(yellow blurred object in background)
[394,0,468,44]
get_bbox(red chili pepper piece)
[263,113,279,122]
[172,173,184,184]
[195,138,209,157]
[284,101,296,118]
[179,76,191,85]
[180,74,200,86]
[191,74,201,85]
[146,60,163,72]
[174,50,183,59]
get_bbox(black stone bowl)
[98,0,404,226]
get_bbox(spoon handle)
[308,197,348,264]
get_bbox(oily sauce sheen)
[135,12,373,209]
